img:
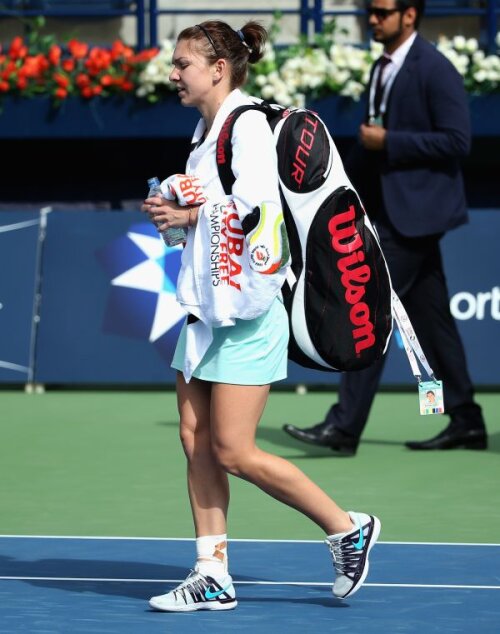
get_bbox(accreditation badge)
[418,380,444,416]
[369,115,384,126]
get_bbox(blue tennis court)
[1,536,498,633]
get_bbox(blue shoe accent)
[352,514,364,550]
[205,583,232,600]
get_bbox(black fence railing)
[1,0,499,53]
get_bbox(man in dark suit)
[284,0,487,455]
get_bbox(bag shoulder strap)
[216,102,282,195]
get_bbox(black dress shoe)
[283,422,358,456]
[405,423,487,450]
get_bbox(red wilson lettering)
[216,112,235,166]
[328,204,376,354]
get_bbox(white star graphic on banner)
[111,231,186,342]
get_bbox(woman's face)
[169,38,216,108]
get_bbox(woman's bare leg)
[210,383,352,535]
[176,373,229,537]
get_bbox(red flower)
[54,87,68,99]
[68,39,89,60]
[39,54,50,73]
[53,73,70,89]
[48,44,62,66]
[85,47,112,75]
[2,60,17,79]
[100,74,113,86]
[110,40,133,61]
[9,36,28,60]
[20,55,49,79]
[0,29,169,103]
[62,59,75,73]
[76,73,91,88]
[132,49,159,63]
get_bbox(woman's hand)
[141,196,191,232]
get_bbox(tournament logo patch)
[250,244,270,269]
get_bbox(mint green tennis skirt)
[171,297,289,385]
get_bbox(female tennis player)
[142,19,381,612]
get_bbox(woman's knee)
[179,421,194,458]
[179,417,211,461]
[212,443,254,478]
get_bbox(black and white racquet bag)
[217,102,393,372]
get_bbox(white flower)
[145,65,159,78]
[329,68,350,85]
[262,45,275,63]
[483,55,500,70]
[473,69,487,83]
[453,35,467,51]
[261,84,275,100]
[465,38,479,54]
[136,37,177,94]
[293,93,306,108]
[340,80,365,100]
[369,40,384,57]
[345,54,363,72]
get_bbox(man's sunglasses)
[367,7,402,19]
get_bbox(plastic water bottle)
[147,176,186,246]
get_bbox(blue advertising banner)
[34,211,184,384]
[0,212,40,383]
[31,209,499,386]
[440,210,500,385]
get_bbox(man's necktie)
[374,54,392,117]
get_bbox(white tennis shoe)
[326,511,381,599]
[149,570,237,612]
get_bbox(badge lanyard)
[391,291,445,415]
[368,62,399,124]
[392,291,435,383]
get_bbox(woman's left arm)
[228,110,290,275]
[229,110,282,217]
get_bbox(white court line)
[1,576,499,590]
[0,535,499,547]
